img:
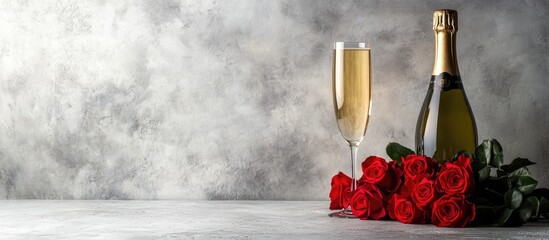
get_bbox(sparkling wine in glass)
[330,42,372,218]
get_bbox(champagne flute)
[330,42,372,218]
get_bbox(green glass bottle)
[415,9,478,162]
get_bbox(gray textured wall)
[0,0,547,200]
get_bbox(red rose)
[396,174,419,199]
[361,156,388,184]
[392,194,426,224]
[350,184,386,220]
[403,154,435,180]
[329,172,352,210]
[431,194,475,227]
[381,161,403,192]
[361,156,403,192]
[412,176,438,208]
[341,187,353,209]
[436,154,474,195]
[386,193,397,220]
[357,176,367,187]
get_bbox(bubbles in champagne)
[332,49,372,143]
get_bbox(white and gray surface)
[0,0,547,200]
[0,201,548,239]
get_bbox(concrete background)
[0,0,546,199]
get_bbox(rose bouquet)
[329,139,549,227]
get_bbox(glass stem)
[349,141,360,192]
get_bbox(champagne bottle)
[415,9,477,162]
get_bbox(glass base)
[328,208,357,218]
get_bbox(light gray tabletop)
[0,201,548,239]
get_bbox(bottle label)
[430,72,463,91]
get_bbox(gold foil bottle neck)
[432,9,460,76]
[433,9,458,33]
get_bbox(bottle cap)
[433,9,458,33]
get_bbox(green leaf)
[505,189,523,209]
[475,139,504,169]
[478,166,491,182]
[518,178,538,195]
[500,158,535,173]
[508,175,538,195]
[539,198,549,215]
[527,196,540,217]
[451,150,473,162]
[497,208,514,226]
[496,169,507,178]
[474,141,490,169]
[518,196,539,222]
[508,167,532,177]
[491,140,504,168]
[386,142,414,164]
[498,208,528,227]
